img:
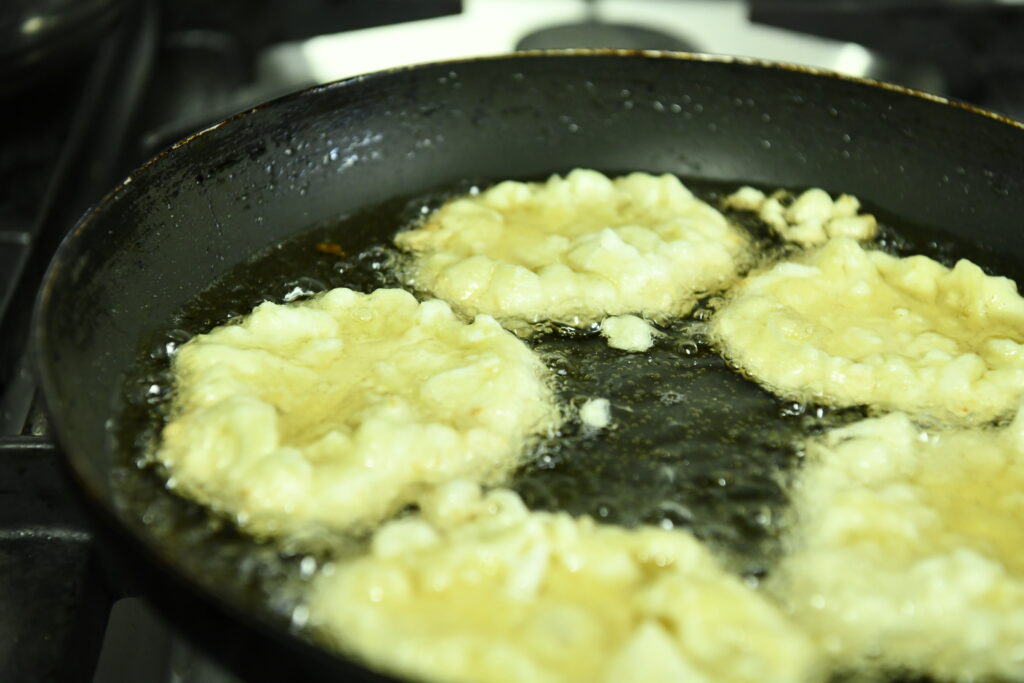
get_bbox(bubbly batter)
[712,237,1024,422]
[395,169,749,328]
[724,186,877,246]
[773,406,1024,681]
[157,288,558,541]
[307,482,820,683]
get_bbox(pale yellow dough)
[600,314,658,351]
[724,186,877,246]
[307,482,820,683]
[773,407,1024,681]
[579,397,612,429]
[157,288,557,540]
[712,237,1024,422]
[395,169,749,327]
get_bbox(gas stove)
[1,1,1021,681]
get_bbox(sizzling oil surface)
[112,176,1024,680]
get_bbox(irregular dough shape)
[306,482,821,683]
[724,186,877,247]
[157,288,558,540]
[711,237,1024,422]
[773,407,1024,681]
[600,314,658,351]
[579,397,612,429]
[396,169,749,327]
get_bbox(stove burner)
[515,0,696,54]
[515,20,697,51]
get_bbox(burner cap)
[516,20,698,52]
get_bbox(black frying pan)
[35,51,1024,681]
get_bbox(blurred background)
[1,0,1023,681]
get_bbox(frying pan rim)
[52,48,1024,245]
[30,47,1024,679]
[36,47,1024,300]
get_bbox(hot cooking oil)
[110,174,1024,681]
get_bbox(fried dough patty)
[712,238,1024,422]
[396,169,749,328]
[157,288,557,540]
[774,407,1024,680]
[307,482,820,683]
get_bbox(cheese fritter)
[773,407,1024,681]
[307,482,821,683]
[157,288,558,541]
[712,237,1024,422]
[395,169,749,328]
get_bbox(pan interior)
[110,173,1024,683]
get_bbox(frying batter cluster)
[724,186,877,246]
[395,169,749,330]
[157,288,558,541]
[773,407,1024,680]
[307,482,820,683]
[712,237,1024,423]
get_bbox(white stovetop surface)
[270,0,879,85]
